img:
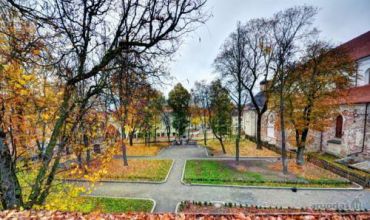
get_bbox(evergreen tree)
[168,83,191,138]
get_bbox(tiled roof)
[339,30,370,61]
[339,84,370,104]
[245,91,266,110]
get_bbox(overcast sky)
[161,0,370,94]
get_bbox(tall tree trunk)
[27,87,72,208]
[236,107,241,164]
[121,141,128,166]
[121,129,128,166]
[83,134,90,167]
[144,132,148,146]
[187,125,190,142]
[77,153,83,169]
[218,137,226,154]
[203,126,207,146]
[279,88,288,174]
[86,149,91,167]
[296,128,308,165]
[235,83,242,164]
[296,146,305,165]
[256,113,263,150]
[236,124,240,163]
[148,131,151,146]
[154,126,157,143]
[35,141,65,205]
[36,140,43,161]
[129,132,133,146]
[203,111,207,146]
[65,146,70,155]
[167,128,170,143]
[0,130,23,209]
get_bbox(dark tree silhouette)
[214,22,248,164]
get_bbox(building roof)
[339,30,370,61]
[339,84,370,104]
[245,91,266,110]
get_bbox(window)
[267,114,274,138]
[335,115,343,138]
[367,70,370,84]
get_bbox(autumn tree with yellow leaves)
[283,41,356,165]
[0,7,61,208]
[1,0,207,209]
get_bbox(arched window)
[335,115,343,138]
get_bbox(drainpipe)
[362,103,369,153]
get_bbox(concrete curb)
[180,159,187,185]
[163,159,175,183]
[84,195,156,213]
[180,159,363,191]
[210,156,282,159]
[186,157,281,161]
[63,159,175,184]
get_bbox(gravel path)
[90,145,370,212]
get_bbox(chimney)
[260,80,268,92]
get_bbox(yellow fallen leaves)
[62,158,173,181]
[268,160,345,180]
[124,142,168,156]
[206,139,279,157]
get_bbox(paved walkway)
[90,145,370,212]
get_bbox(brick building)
[244,31,370,158]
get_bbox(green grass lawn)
[184,160,352,188]
[73,197,154,213]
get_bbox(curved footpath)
[89,145,370,212]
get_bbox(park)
[0,0,369,219]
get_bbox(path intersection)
[89,145,370,212]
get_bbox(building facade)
[236,31,370,158]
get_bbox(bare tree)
[2,0,207,209]
[239,18,274,150]
[192,80,211,146]
[214,22,248,164]
[269,6,317,174]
